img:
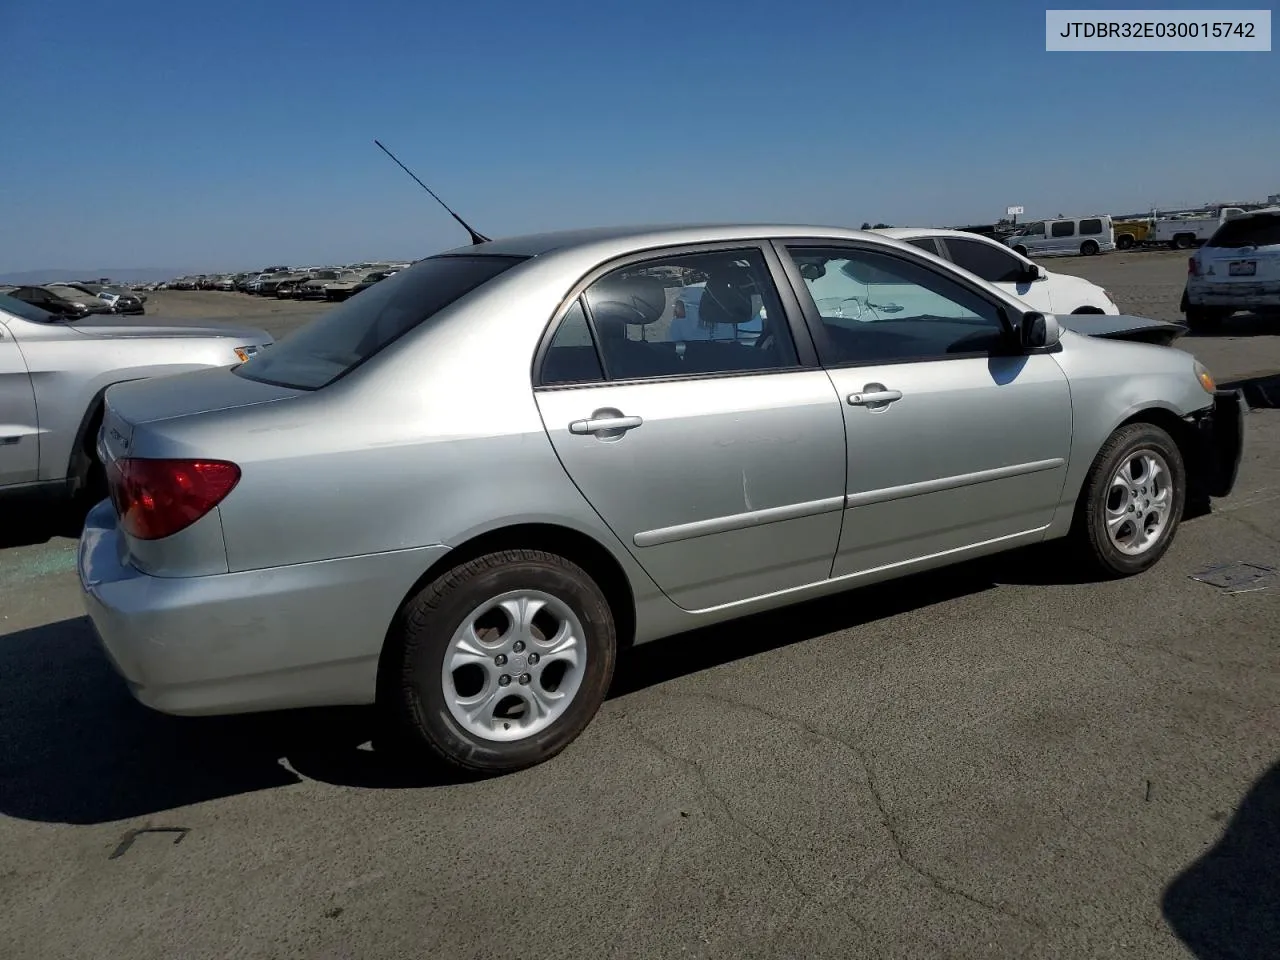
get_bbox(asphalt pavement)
[2,252,1278,960]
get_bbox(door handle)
[569,415,644,436]
[848,387,902,407]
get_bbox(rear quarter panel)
[1047,331,1214,536]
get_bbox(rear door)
[0,317,39,485]
[533,243,848,612]
[774,240,1072,578]
[1048,219,1076,255]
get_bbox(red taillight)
[1188,256,1200,276]
[107,458,241,540]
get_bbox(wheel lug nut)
[499,674,511,687]
[495,654,507,666]
[527,653,539,665]
[512,641,525,653]
[518,673,531,685]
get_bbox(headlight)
[1194,360,1216,394]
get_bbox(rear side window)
[540,299,604,385]
[1208,214,1280,248]
[0,292,56,323]
[1079,219,1103,236]
[1051,221,1075,238]
[235,254,525,390]
[943,238,1028,283]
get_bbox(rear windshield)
[1209,214,1280,248]
[0,293,56,323]
[234,254,526,390]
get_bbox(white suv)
[1182,207,1280,331]
[874,228,1120,315]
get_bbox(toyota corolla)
[78,224,1245,774]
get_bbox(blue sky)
[1,0,1276,273]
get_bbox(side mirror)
[1019,312,1061,350]
[1020,263,1043,282]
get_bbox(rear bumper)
[1187,389,1247,500]
[1185,280,1280,310]
[77,499,452,716]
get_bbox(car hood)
[67,314,272,342]
[1056,313,1187,346]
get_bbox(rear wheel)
[1117,234,1134,250]
[1069,423,1186,578]
[383,549,617,775]
[1080,240,1099,256]
[1185,305,1230,332]
[1174,234,1194,250]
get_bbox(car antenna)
[373,139,490,245]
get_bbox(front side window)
[576,248,799,381]
[235,254,526,390]
[785,246,1009,365]
[1050,221,1075,238]
[945,238,1028,283]
[1022,221,1046,237]
[1078,218,1103,236]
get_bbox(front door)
[533,245,848,612]
[775,241,1073,578]
[0,320,39,485]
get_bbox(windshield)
[0,292,59,323]
[47,286,90,301]
[234,254,526,390]
[1208,214,1280,249]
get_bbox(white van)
[1003,215,1116,258]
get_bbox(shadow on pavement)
[1162,759,1280,960]
[1185,312,1280,339]
[0,496,88,550]
[0,558,1010,824]
[0,530,1234,825]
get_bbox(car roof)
[437,223,880,260]
[873,226,1004,244]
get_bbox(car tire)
[383,549,617,775]
[1185,306,1229,332]
[1070,423,1186,579]
[1013,245,1029,257]
[1080,240,1099,256]
[1117,234,1134,250]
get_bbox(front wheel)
[1070,423,1186,578]
[383,549,617,775]
[1013,245,1029,257]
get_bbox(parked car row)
[0,282,146,318]
[163,262,412,301]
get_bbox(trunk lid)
[69,314,271,341]
[101,365,303,428]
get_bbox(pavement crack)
[689,691,1046,933]
[615,714,815,902]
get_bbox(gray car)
[77,224,1245,775]
[0,293,273,505]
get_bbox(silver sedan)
[77,224,1246,774]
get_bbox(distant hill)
[0,267,189,285]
